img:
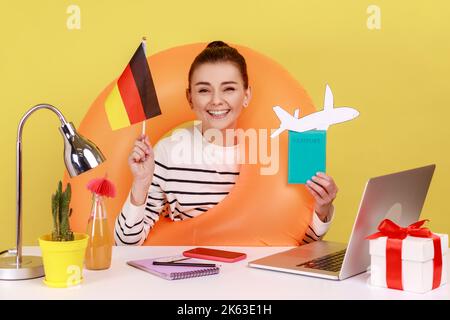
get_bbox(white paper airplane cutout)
[271,84,359,138]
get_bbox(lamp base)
[0,256,44,280]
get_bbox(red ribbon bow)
[367,219,442,290]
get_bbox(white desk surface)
[1,246,448,300]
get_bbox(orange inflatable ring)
[66,43,317,246]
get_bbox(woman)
[114,41,338,245]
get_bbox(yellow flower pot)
[38,233,89,288]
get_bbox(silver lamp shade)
[60,122,106,177]
[0,104,106,280]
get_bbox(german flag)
[105,43,161,130]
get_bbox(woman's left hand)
[305,172,338,222]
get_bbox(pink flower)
[87,176,116,198]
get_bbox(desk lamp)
[0,104,106,280]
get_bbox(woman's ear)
[243,86,252,108]
[186,88,193,109]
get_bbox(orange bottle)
[85,195,113,270]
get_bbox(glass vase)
[85,194,112,270]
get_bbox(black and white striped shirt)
[115,126,333,246]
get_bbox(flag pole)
[141,36,147,137]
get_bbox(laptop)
[248,164,436,280]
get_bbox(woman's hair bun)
[189,40,249,89]
[206,41,230,49]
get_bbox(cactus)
[51,181,74,241]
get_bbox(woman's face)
[187,62,251,133]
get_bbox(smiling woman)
[187,62,251,141]
[66,42,324,246]
[186,41,251,139]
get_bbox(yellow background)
[1,0,449,247]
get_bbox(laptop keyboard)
[296,249,346,272]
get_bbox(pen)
[152,261,217,267]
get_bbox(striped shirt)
[115,125,334,246]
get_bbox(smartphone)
[182,247,247,263]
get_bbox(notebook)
[288,130,326,184]
[127,256,220,280]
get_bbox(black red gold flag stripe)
[105,43,161,130]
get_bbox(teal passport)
[288,130,326,184]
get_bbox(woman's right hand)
[128,134,155,181]
[128,134,155,205]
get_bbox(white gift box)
[369,233,448,293]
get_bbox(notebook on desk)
[127,256,220,280]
